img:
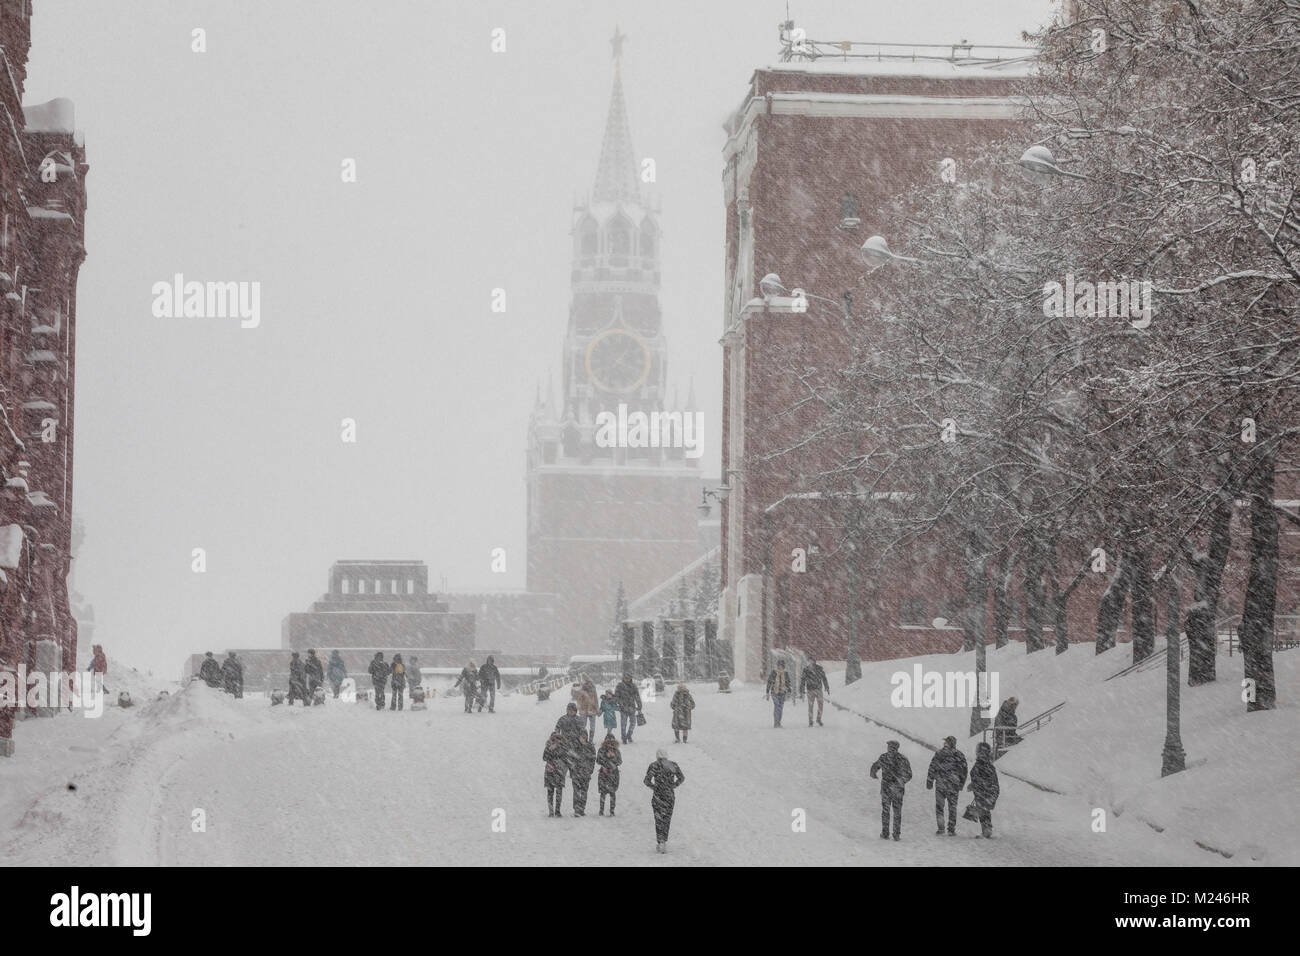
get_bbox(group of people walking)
[453,658,502,713]
[764,658,830,728]
[365,651,423,710]
[198,650,243,699]
[870,736,1001,840]
[543,698,686,853]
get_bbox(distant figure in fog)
[221,652,244,699]
[287,652,309,706]
[304,650,324,704]
[600,691,619,737]
[614,673,642,744]
[544,730,567,817]
[801,659,830,726]
[407,656,422,695]
[577,676,600,740]
[479,656,500,713]
[670,683,695,743]
[765,659,791,728]
[389,653,406,711]
[454,661,479,714]
[993,697,1021,754]
[597,733,621,816]
[327,650,347,698]
[199,652,222,689]
[368,652,388,710]
[89,645,108,686]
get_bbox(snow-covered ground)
[0,645,1287,866]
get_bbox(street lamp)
[1018,145,1089,183]
[860,234,923,267]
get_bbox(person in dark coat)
[569,730,596,816]
[765,659,792,728]
[326,650,347,698]
[389,653,406,711]
[454,661,479,714]
[287,652,309,706]
[644,748,685,853]
[221,652,244,699]
[597,733,622,816]
[614,673,642,744]
[543,731,567,817]
[198,652,222,688]
[368,652,388,710]
[555,702,584,749]
[870,740,913,840]
[670,684,695,743]
[479,655,501,713]
[994,697,1021,754]
[800,659,830,726]
[304,650,324,704]
[90,645,108,681]
[968,741,1000,838]
[926,735,969,835]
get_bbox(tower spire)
[593,28,640,204]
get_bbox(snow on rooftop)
[762,53,1038,80]
[22,97,75,133]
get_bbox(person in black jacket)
[570,730,597,816]
[287,652,309,706]
[597,733,622,816]
[479,655,501,713]
[389,653,406,711]
[968,741,1000,838]
[368,652,388,710]
[994,697,1021,754]
[543,731,567,817]
[220,652,243,699]
[644,748,685,853]
[614,673,642,744]
[555,702,584,749]
[454,661,479,714]
[800,660,830,726]
[926,735,969,835]
[304,649,324,705]
[198,652,222,688]
[869,740,913,840]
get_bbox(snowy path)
[1,680,1214,866]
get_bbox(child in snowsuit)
[597,733,622,816]
[599,691,619,737]
[544,731,567,817]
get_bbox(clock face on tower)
[585,328,651,394]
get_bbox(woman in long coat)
[597,733,622,816]
[968,741,1001,838]
[543,731,567,817]
[670,684,695,743]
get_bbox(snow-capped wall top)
[22,97,76,133]
[765,55,1038,80]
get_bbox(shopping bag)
[636,712,646,727]
[962,803,978,822]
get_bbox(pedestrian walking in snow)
[287,652,309,706]
[765,659,792,728]
[479,655,501,712]
[199,651,222,688]
[576,676,600,741]
[368,652,388,710]
[570,730,596,816]
[89,645,108,690]
[967,741,1000,838]
[389,653,406,711]
[599,690,619,737]
[304,649,324,704]
[454,661,479,714]
[644,748,685,853]
[407,656,422,695]
[926,736,968,835]
[801,659,830,726]
[555,701,584,751]
[670,683,695,743]
[870,740,912,840]
[597,733,621,816]
[327,650,347,698]
[614,673,642,744]
[544,730,567,817]
[221,652,244,699]
[993,697,1021,755]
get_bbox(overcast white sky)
[21,0,1058,675]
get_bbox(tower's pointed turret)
[592,29,639,205]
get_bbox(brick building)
[718,32,1300,683]
[0,0,88,752]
